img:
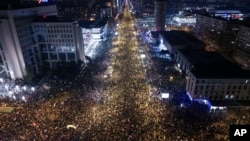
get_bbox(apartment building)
[233,25,250,69]
[78,20,106,47]
[33,16,85,70]
[184,51,250,102]
[157,30,250,105]
[0,5,57,79]
[194,14,242,52]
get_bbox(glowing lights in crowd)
[37,0,48,4]
[37,0,42,4]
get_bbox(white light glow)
[161,93,169,99]
[22,96,25,101]
[140,54,146,59]
[85,40,100,58]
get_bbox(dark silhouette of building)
[154,0,167,31]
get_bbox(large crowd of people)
[0,2,250,141]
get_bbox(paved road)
[74,2,171,140]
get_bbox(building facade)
[233,25,250,70]
[194,14,241,52]
[78,20,106,47]
[33,16,85,70]
[0,5,57,79]
[186,72,250,101]
[159,30,250,104]
[154,0,167,31]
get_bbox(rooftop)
[34,16,75,23]
[150,31,166,39]
[159,30,250,79]
[162,30,205,47]
[0,2,53,10]
[181,50,250,79]
[160,31,187,46]
[78,20,106,28]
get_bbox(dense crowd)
[1,2,250,141]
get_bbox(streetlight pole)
[31,87,35,93]
[4,84,8,97]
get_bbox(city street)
[71,2,171,140]
[1,1,250,141]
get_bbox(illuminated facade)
[186,71,250,101]
[194,14,241,52]
[0,5,57,79]
[33,16,85,69]
[78,20,106,47]
[172,12,196,26]
[212,10,244,20]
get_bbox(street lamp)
[4,84,8,90]
[31,87,35,93]
[22,96,26,102]
[15,85,19,91]
[8,90,13,97]
[0,78,3,84]
[23,86,27,91]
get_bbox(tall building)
[154,0,167,31]
[0,5,57,79]
[33,16,85,70]
[194,14,242,53]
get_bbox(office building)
[33,16,85,70]
[233,25,250,70]
[194,13,241,53]
[0,5,57,79]
[154,0,167,31]
[157,30,250,105]
[184,51,250,103]
[78,20,106,47]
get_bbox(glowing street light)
[4,85,8,90]
[22,96,26,102]
[0,78,3,84]
[23,86,27,91]
[8,90,13,96]
[169,76,174,81]
[31,87,35,92]
[15,85,19,91]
